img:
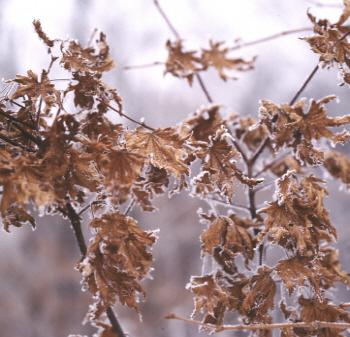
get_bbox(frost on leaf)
[193,127,263,200]
[2,206,36,233]
[260,96,350,165]
[93,321,118,337]
[258,171,335,254]
[275,255,320,297]
[78,212,157,320]
[188,274,231,319]
[233,116,268,153]
[296,296,349,336]
[324,150,350,187]
[201,40,256,81]
[301,1,350,84]
[125,127,190,192]
[179,105,225,142]
[241,266,275,328]
[7,70,61,114]
[200,213,255,267]
[60,32,115,74]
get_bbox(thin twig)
[231,27,313,51]
[124,61,165,70]
[289,64,319,106]
[153,0,214,104]
[106,307,127,337]
[232,139,249,164]
[250,137,270,165]
[166,313,350,332]
[0,133,37,152]
[153,0,181,39]
[0,109,36,129]
[96,99,155,131]
[253,151,292,178]
[124,198,135,215]
[195,74,213,103]
[87,28,98,47]
[8,100,25,109]
[211,197,251,211]
[77,200,105,216]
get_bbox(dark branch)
[65,202,87,257]
[0,109,36,129]
[106,307,127,337]
[13,123,42,145]
[0,133,37,152]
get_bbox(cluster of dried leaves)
[2,2,350,337]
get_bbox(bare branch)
[0,133,37,152]
[231,27,313,51]
[0,109,36,129]
[124,61,165,70]
[289,64,319,106]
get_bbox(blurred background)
[0,0,350,336]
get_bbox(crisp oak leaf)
[285,96,350,145]
[194,127,263,199]
[187,274,231,318]
[88,212,157,278]
[7,69,61,113]
[97,147,146,188]
[241,266,276,326]
[78,212,156,320]
[125,127,190,191]
[296,296,349,336]
[164,40,205,85]
[178,105,225,142]
[60,32,115,74]
[200,215,255,266]
[2,205,36,233]
[274,255,320,297]
[201,40,256,81]
[324,150,350,187]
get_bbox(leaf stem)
[96,99,155,131]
